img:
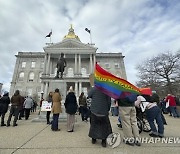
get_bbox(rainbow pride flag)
[94,63,140,99]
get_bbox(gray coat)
[88,87,111,116]
[24,97,33,109]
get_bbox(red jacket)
[166,95,176,106]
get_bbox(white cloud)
[0,0,180,90]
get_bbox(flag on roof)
[45,31,52,38]
[85,28,91,33]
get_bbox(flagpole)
[50,29,52,43]
[85,28,93,45]
[90,30,92,45]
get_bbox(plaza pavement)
[0,110,180,154]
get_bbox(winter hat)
[69,86,73,92]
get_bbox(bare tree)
[136,51,180,95]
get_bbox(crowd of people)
[0,90,37,127]
[0,87,180,148]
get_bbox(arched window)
[116,73,121,78]
[67,68,74,77]
[81,68,87,77]
[19,72,24,81]
[29,72,34,82]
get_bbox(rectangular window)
[22,62,26,68]
[115,63,120,69]
[31,62,36,68]
[40,62,44,69]
[105,63,110,69]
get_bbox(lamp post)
[38,91,44,115]
[41,91,44,100]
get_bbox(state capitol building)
[9,26,127,101]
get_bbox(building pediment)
[44,39,97,50]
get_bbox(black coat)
[64,92,78,115]
[0,94,10,114]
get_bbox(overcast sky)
[0,0,180,92]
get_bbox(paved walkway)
[0,111,180,154]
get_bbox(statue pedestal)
[32,80,68,122]
[49,80,67,100]
[32,101,67,122]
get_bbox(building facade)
[10,26,127,101]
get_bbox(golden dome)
[63,24,81,41]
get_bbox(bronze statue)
[55,53,67,79]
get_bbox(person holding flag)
[88,86,112,148]
[94,63,141,146]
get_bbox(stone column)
[78,54,81,75]
[44,82,48,99]
[46,54,51,75]
[93,53,96,72]
[43,54,47,75]
[79,82,82,96]
[75,82,78,98]
[40,83,44,93]
[90,54,93,74]
[49,61,52,76]
[75,54,77,74]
